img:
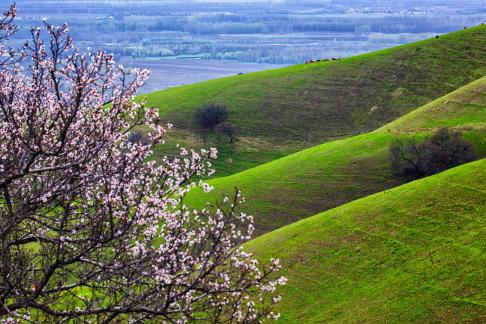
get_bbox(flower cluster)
[0,5,284,322]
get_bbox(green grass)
[381,76,486,133]
[146,25,486,176]
[246,158,486,323]
[186,76,486,234]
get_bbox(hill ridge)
[147,25,486,176]
[186,76,486,233]
[246,158,486,322]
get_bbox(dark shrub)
[389,128,478,179]
[128,131,144,144]
[195,103,229,132]
[221,123,236,143]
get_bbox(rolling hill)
[146,25,486,176]
[144,27,486,321]
[246,158,486,323]
[187,76,486,234]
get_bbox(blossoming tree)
[0,4,285,322]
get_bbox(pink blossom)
[0,5,284,323]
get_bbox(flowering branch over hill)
[0,4,284,322]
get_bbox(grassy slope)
[187,77,486,233]
[246,158,486,323]
[147,25,486,176]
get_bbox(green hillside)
[246,158,486,323]
[147,25,486,176]
[187,77,486,233]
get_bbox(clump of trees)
[389,128,478,179]
[195,103,237,143]
[0,5,284,322]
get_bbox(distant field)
[247,157,486,323]
[185,76,486,234]
[13,0,486,65]
[146,25,486,176]
[129,59,284,94]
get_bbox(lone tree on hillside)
[195,103,229,133]
[195,104,238,144]
[389,128,478,179]
[0,5,285,322]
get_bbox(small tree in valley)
[222,123,237,143]
[0,5,284,322]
